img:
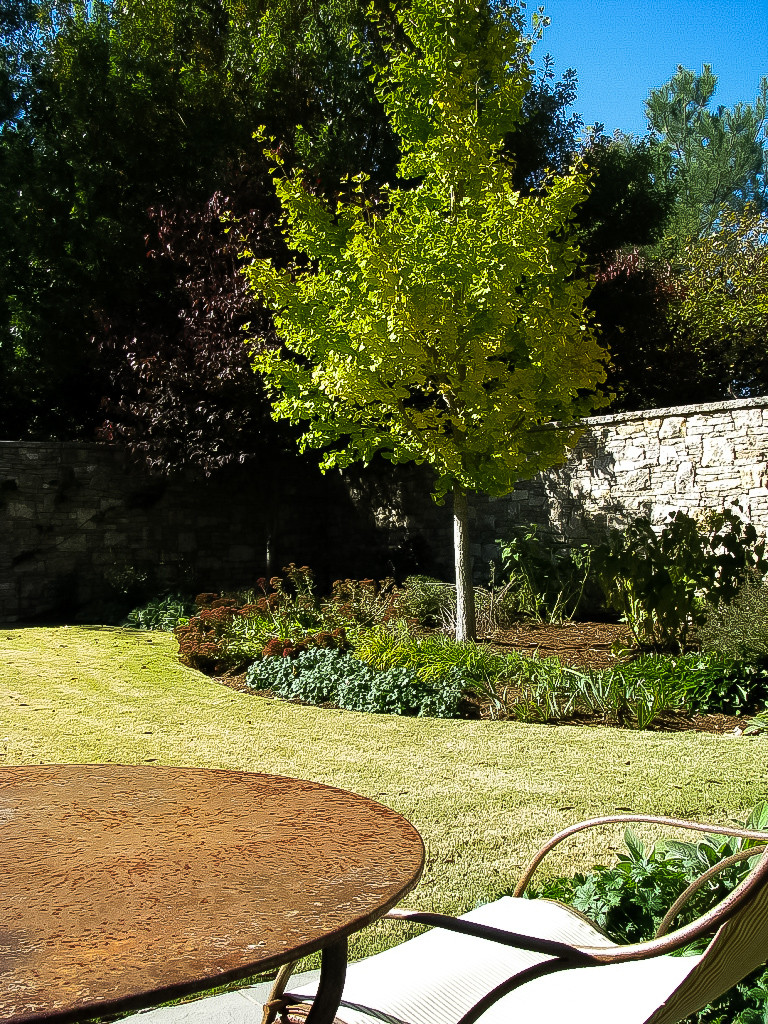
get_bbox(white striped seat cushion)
[287,898,702,1024]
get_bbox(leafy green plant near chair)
[518,804,768,1024]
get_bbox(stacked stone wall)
[3,396,768,622]
[521,396,768,543]
[365,397,768,577]
[0,443,417,623]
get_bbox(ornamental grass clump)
[497,651,768,728]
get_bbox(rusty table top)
[0,765,424,1024]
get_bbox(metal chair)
[266,814,768,1024]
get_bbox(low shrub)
[594,506,768,651]
[396,575,519,635]
[260,628,349,659]
[518,805,768,1023]
[245,647,467,718]
[323,577,403,628]
[125,594,195,632]
[221,609,325,663]
[700,572,768,660]
[496,525,602,623]
[174,597,238,672]
[397,576,455,627]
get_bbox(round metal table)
[0,765,425,1024]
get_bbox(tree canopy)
[0,0,400,442]
[673,205,768,396]
[646,64,768,244]
[246,0,608,637]
[581,65,768,411]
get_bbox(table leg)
[304,937,348,1024]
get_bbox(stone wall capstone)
[3,396,768,622]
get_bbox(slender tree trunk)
[453,484,476,642]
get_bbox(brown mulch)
[213,621,746,736]
[485,620,633,671]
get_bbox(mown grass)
[2,625,767,971]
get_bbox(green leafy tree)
[674,204,768,396]
[0,0,401,440]
[577,132,678,263]
[582,66,768,411]
[646,64,768,244]
[504,57,583,192]
[245,0,608,640]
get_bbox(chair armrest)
[388,840,768,966]
[513,814,768,897]
[655,844,767,936]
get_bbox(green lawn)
[2,625,767,965]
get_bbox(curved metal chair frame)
[265,813,768,1024]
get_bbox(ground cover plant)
[1,625,766,1021]
[245,648,467,718]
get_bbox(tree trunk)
[453,484,476,642]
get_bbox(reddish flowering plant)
[260,627,349,660]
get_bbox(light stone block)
[658,417,685,439]
[702,437,736,466]
[739,466,768,489]
[657,444,682,466]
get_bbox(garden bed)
[485,620,632,669]
[213,619,747,735]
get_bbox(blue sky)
[534,0,767,137]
